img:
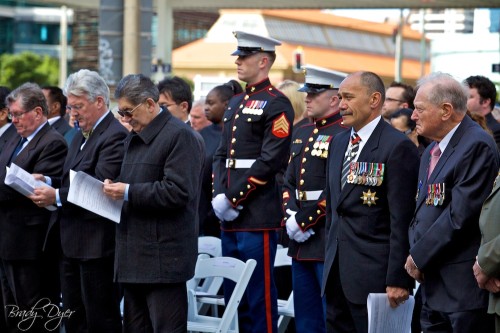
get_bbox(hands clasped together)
[285,209,315,243]
[212,194,241,222]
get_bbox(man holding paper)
[103,74,204,332]
[32,69,127,332]
[0,82,67,331]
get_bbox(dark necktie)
[341,132,361,189]
[428,144,441,179]
[9,137,27,164]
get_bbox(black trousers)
[325,257,368,333]
[1,258,48,332]
[420,304,494,333]
[122,282,187,333]
[61,255,122,333]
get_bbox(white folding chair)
[195,237,224,315]
[198,236,222,258]
[187,256,257,333]
[274,247,295,333]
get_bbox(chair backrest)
[198,236,222,258]
[274,247,294,333]
[274,246,292,267]
[187,256,257,333]
[196,237,223,298]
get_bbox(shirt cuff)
[411,256,419,270]
[124,184,130,201]
[56,189,62,207]
[45,176,52,186]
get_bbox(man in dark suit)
[42,85,77,145]
[103,74,204,332]
[405,72,500,332]
[32,70,127,333]
[0,82,67,332]
[0,86,16,155]
[322,71,420,332]
[464,75,500,151]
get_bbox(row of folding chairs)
[187,236,295,333]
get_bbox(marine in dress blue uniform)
[212,31,294,333]
[282,65,347,333]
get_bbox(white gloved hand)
[285,213,300,239]
[222,207,240,221]
[212,194,232,221]
[293,228,315,243]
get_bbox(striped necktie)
[341,132,361,189]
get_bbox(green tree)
[0,52,59,89]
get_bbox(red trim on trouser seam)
[263,231,273,333]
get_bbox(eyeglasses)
[66,104,85,112]
[117,102,144,118]
[8,108,35,120]
[385,97,404,103]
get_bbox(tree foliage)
[0,52,59,89]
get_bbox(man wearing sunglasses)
[0,82,67,331]
[32,69,128,333]
[103,74,204,332]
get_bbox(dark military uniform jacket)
[282,112,346,260]
[213,78,294,231]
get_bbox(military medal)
[426,184,432,205]
[376,163,384,186]
[438,183,445,205]
[361,189,378,206]
[433,184,439,206]
[347,162,357,184]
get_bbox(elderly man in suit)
[473,170,500,332]
[32,69,127,332]
[0,82,67,331]
[103,74,204,332]
[406,72,500,332]
[322,71,420,332]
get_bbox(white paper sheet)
[67,170,123,223]
[4,164,57,211]
[367,293,414,333]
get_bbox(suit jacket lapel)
[13,123,51,165]
[65,112,115,171]
[426,117,470,184]
[415,144,433,210]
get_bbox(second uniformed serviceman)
[212,31,295,333]
[282,65,347,333]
